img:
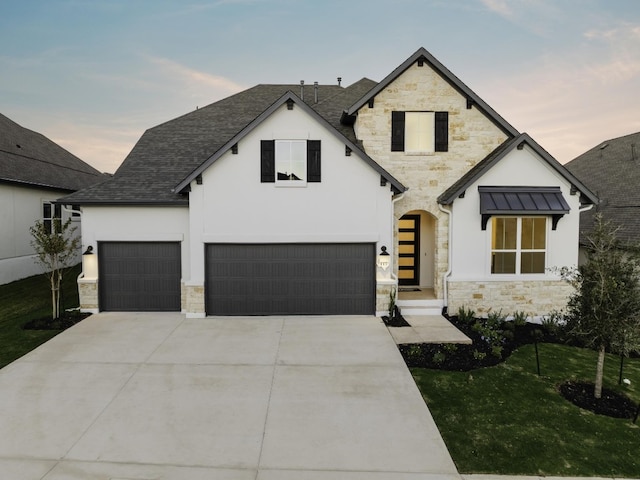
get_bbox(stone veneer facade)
[448,280,574,318]
[355,62,507,300]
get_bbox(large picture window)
[491,217,546,274]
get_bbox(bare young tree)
[30,217,81,320]
[562,213,640,398]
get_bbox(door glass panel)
[398,231,415,242]
[398,244,414,254]
[399,257,415,267]
[398,270,414,279]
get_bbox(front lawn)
[0,265,81,369]
[412,342,640,477]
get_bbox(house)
[565,131,640,254]
[60,48,597,318]
[0,113,104,285]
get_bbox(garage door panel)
[206,243,374,315]
[99,242,181,312]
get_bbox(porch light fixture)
[82,245,98,279]
[377,246,390,271]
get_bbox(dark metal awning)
[479,186,570,230]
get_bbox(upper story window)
[43,201,62,234]
[391,111,448,153]
[261,139,321,185]
[491,217,547,274]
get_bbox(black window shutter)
[435,111,449,152]
[391,111,405,152]
[307,140,321,182]
[260,140,275,182]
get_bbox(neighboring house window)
[43,201,62,234]
[491,217,546,274]
[261,139,321,184]
[391,111,448,153]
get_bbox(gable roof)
[344,47,520,138]
[438,133,599,206]
[565,131,640,244]
[173,90,406,195]
[61,80,403,205]
[0,113,104,192]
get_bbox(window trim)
[489,216,548,275]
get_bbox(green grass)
[412,342,640,477]
[0,265,81,368]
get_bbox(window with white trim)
[491,217,547,274]
[275,140,306,184]
[42,201,62,234]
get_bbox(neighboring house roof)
[565,131,640,244]
[0,113,104,192]
[61,79,402,205]
[438,133,599,206]
[344,47,520,138]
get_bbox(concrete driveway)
[0,312,460,479]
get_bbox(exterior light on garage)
[82,245,98,280]
[376,245,391,278]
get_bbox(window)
[43,201,62,234]
[491,217,546,274]
[276,140,306,183]
[261,140,321,184]
[391,111,448,153]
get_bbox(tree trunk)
[50,274,57,320]
[594,344,606,399]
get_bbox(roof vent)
[337,77,342,86]
[599,143,609,150]
[314,81,318,103]
[300,80,304,101]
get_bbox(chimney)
[300,80,304,101]
[314,81,318,103]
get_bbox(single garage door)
[206,243,375,315]
[99,242,181,311]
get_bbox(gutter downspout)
[391,192,406,284]
[438,203,452,316]
[60,205,87,283]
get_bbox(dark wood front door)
[398,214,420,285]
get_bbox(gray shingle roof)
[438,133,598,207]
[0,113,104,192]
[565,131,640,245]
[61,80,379,205]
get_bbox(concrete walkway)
[0,312,460,479]
[387,315,472,345]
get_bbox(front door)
[398,214,420,285]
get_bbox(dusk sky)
[2,0,639,173]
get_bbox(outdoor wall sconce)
[82,245,98,279]
[377,245,390,271]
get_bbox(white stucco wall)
[449,144,581,280]
[0,183,80,285]
[79,205,190,281]
[187,101,395,284]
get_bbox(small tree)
[562,213,640,398]
[30,217,81,320]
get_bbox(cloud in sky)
[1,0,639,172]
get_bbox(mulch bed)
[399,314,639,420]
[559,381,638,419]
[23,311,91,330]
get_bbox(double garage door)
[99,242,375,315]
